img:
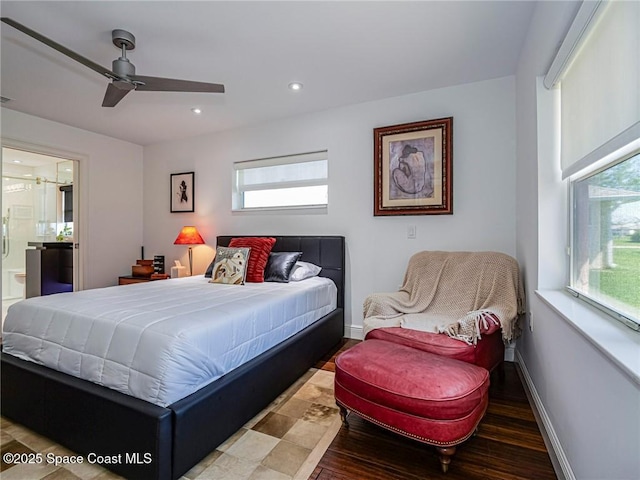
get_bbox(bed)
[1,235,345,480]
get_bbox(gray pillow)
[290,261,322,281]
[264,252,303,283]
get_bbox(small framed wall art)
[170,172,195,213]
[374,117,453,216]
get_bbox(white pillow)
[289,261,322,281]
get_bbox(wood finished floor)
[311,339,557,480]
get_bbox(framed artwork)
[374,117,453,216]
[170,172,195,213]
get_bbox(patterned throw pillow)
[228,237,276,283]
[209,247,250,285]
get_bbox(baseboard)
[515,350,575,480]
[344,324,363,340]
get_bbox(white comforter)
[2,276,337,407]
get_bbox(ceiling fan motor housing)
[112,57,135,77]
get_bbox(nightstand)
[118,275,166,285]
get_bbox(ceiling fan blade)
[102,82,132,107]
[132,75,225,93]
[1,17,116,80]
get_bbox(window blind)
[234,151,327,190]
[545,0,640,179]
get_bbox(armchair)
[363,251,524,371]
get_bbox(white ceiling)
[1,1,536,146]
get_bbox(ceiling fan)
[1,17,225,107]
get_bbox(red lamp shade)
[174,226,205,276]
[173,226,205,246]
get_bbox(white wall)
[143,76,517,336]
[1,109,144,289]
[516,2,640,479]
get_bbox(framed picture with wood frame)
[374,117,452,216]
[170,172,195,213]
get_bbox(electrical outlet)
[529,311,534,332]
[407,225,416,239]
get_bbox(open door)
[1,146,81,305]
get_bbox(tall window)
[545,0,640,329]
[233,151,328,211]
[570,153,640,328]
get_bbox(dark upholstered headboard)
[216,236,345,310]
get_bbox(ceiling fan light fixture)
[288,82,303,91]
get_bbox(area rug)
[0,369,341,480]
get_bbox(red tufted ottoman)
[334,339,489,473]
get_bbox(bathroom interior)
[2,147,74,322]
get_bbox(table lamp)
[173,226,205,275]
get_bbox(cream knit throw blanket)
[363,251,525,344]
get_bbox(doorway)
[2,147,79,319]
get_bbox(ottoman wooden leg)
[338,404,349,428]
[436,446,456,473]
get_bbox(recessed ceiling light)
[191,108,202,115]
[12,160,22,164]
[288,82,303,91]
[64,168,72,172]
[23,173,32,177]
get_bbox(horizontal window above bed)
[233,151,328,211]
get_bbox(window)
[570,152,640,328]
[545,0,640,329]
[233,151,328,211]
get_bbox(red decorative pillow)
[228,237,276,283]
